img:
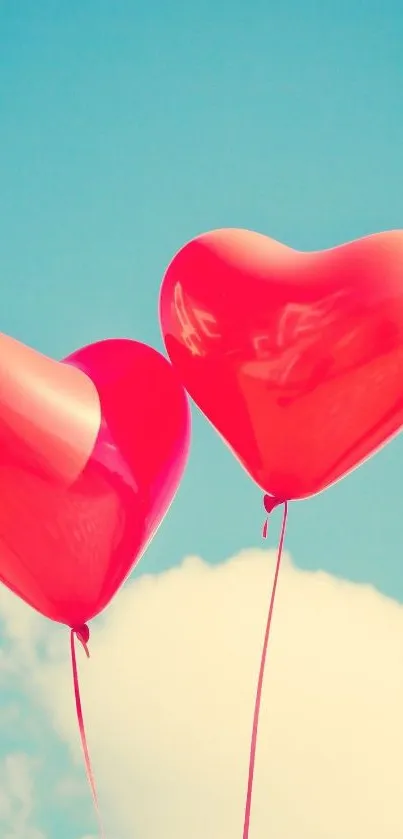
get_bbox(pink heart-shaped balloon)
[160,228,403,500]
[0,334,190,627]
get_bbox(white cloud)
[1,548,403,838]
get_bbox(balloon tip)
[73,624,90,657]
[263,494,283,515]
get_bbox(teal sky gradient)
[1,1,403,836]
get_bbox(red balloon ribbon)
[243,500,288,839]
[70,627,105,839]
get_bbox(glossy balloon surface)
[0,335,190,626]
[160,228,403,500]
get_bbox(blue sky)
[0,1,403,837]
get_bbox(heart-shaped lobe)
[0,335,190,626]
[160,228,403,500]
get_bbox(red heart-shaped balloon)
[160,228,403,501]
[0,335,190,627]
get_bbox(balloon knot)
[262,494,285,539]
[263,494,283,515]
[73,624,90,658]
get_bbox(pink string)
[243,500,289,839]
[70,626,105,839]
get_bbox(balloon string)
[242,500,288,839]
[70,628,105,839]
